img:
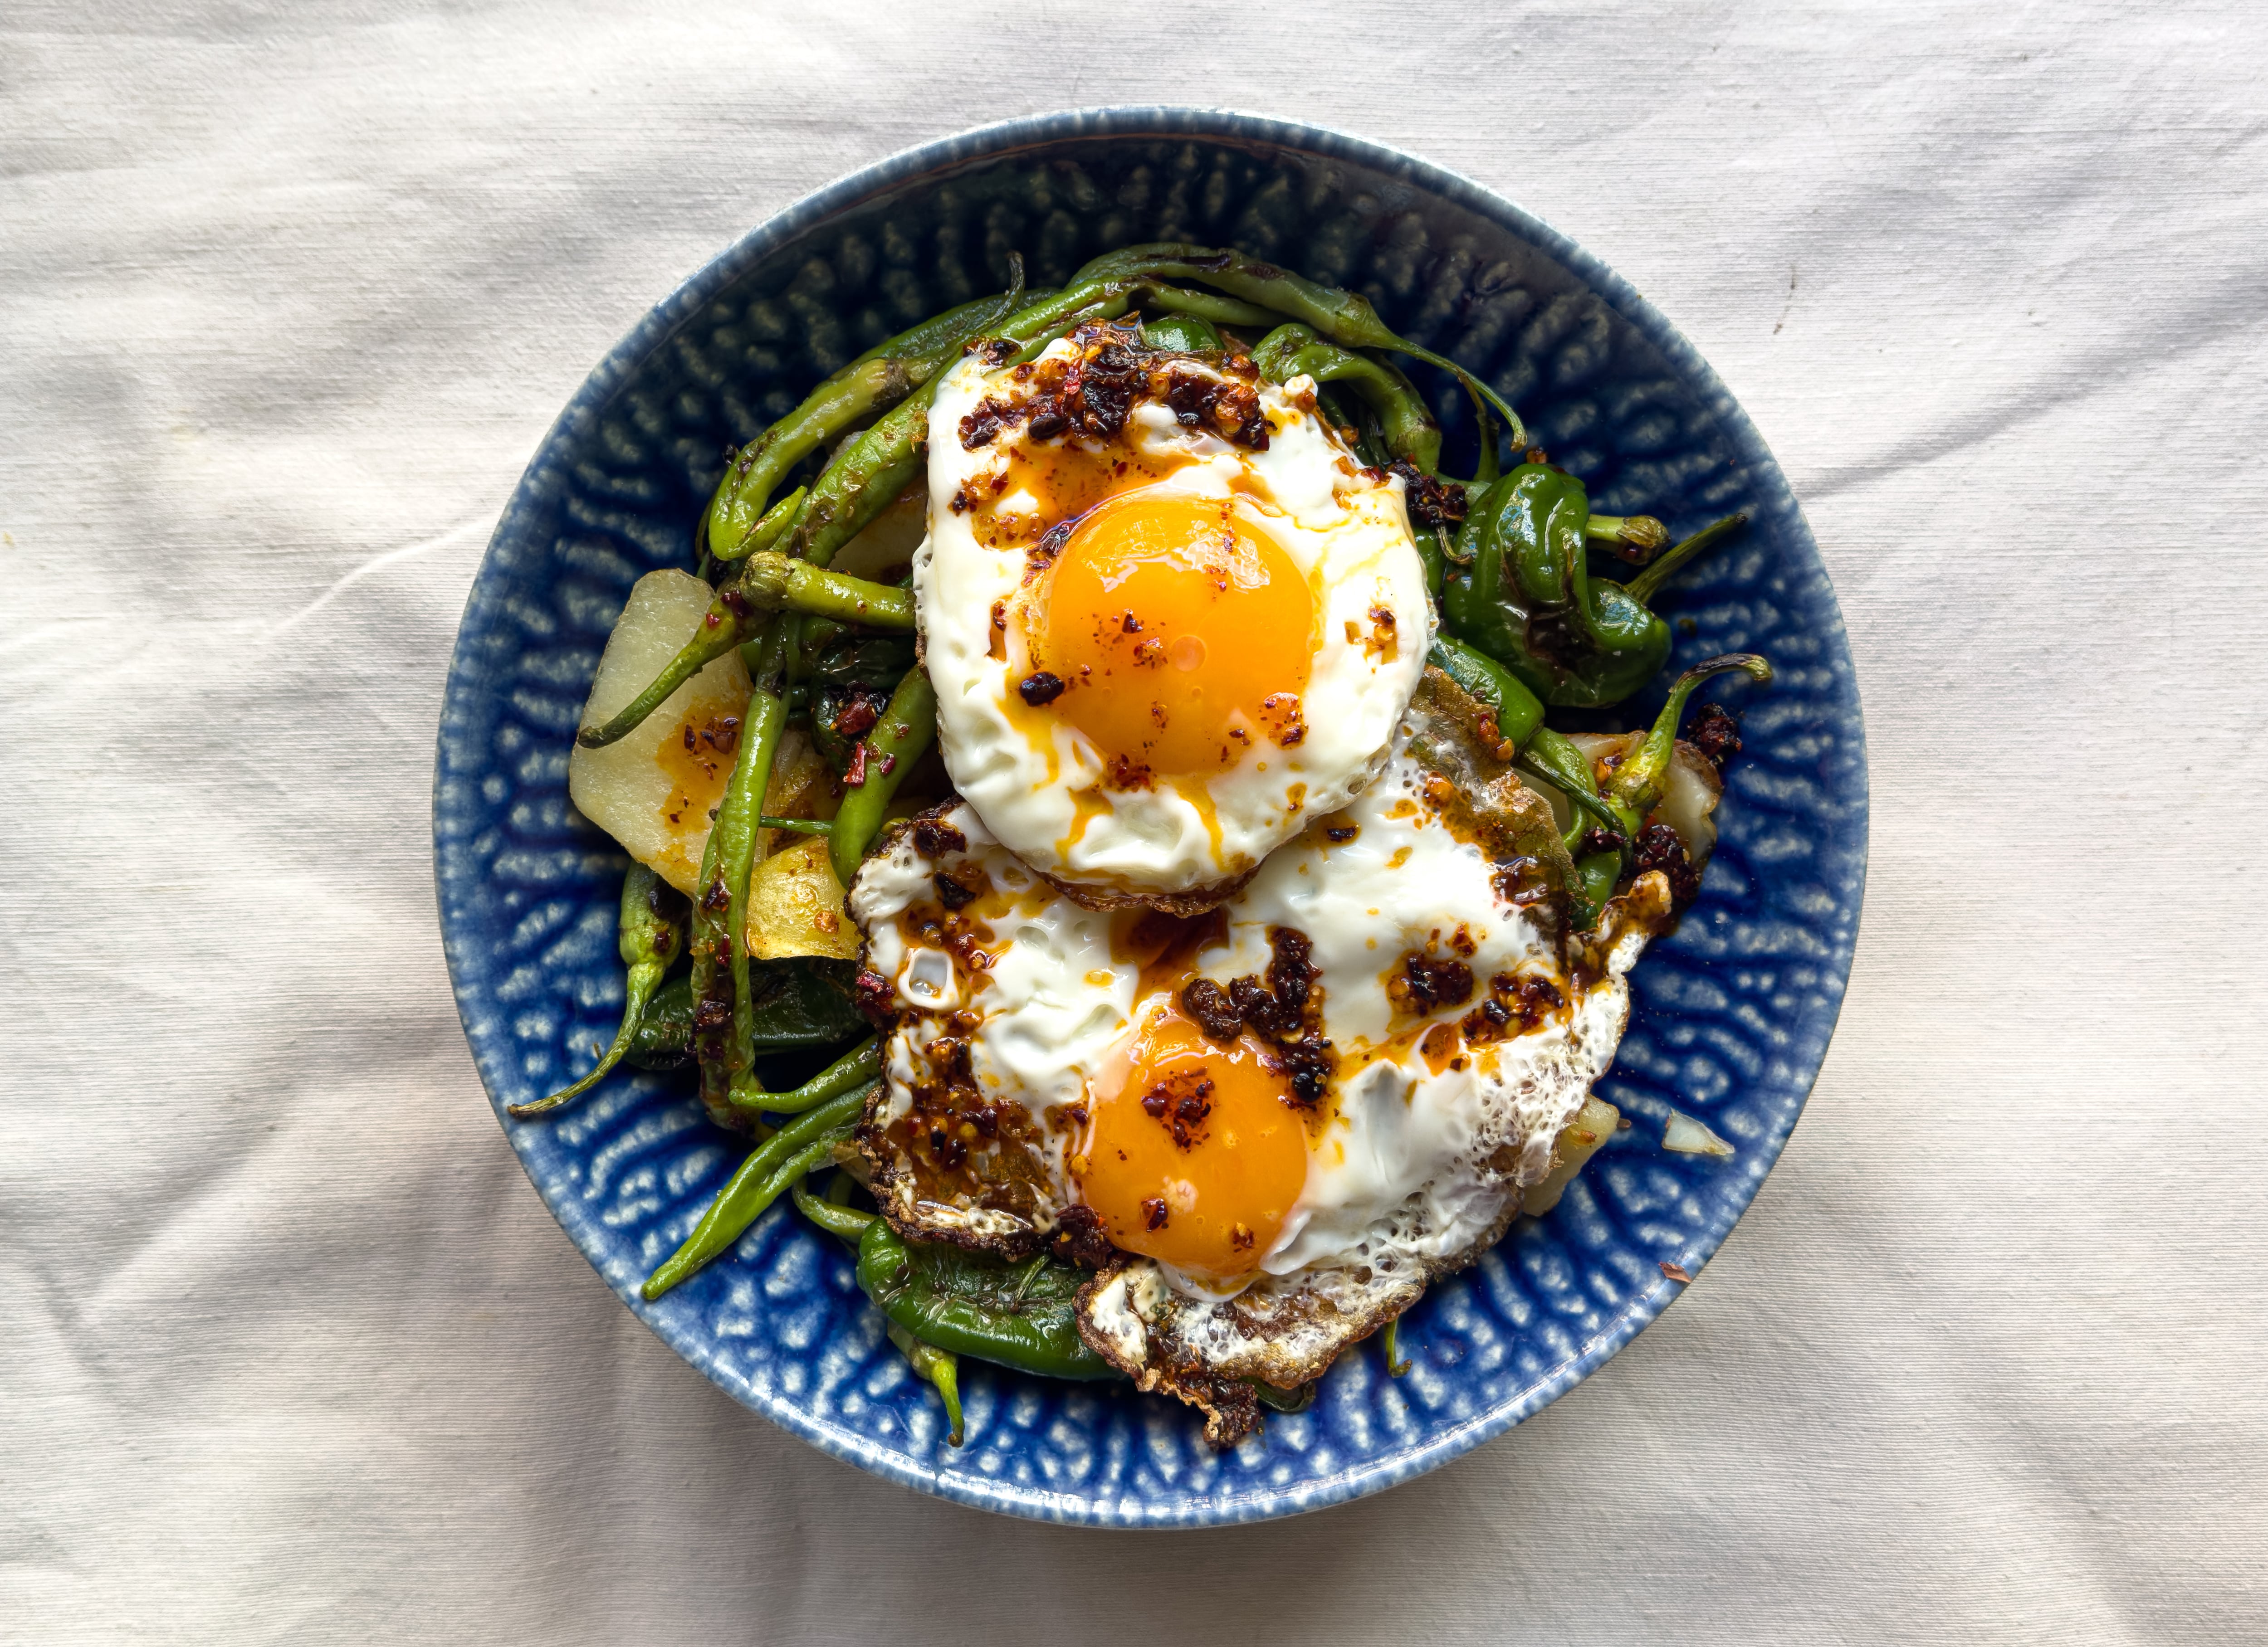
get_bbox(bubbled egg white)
[916,330,1432,905]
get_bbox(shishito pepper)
[1442,457,1748,711]
[1251,322,1443,473]
[507,863,685,1117]
[791,1178,1113,1383]
[855,1220,1116,1381]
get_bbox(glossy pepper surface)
[855,1221,1116,1381]
[508,863,685,1117]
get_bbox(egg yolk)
[1032,488,1315,779]
[1074,1009,1310,1278]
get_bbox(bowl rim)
[436,103,1865,1528]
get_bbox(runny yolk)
[1073,1009,1310,1279]
[1032,487,1314,779]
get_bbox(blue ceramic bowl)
[434,108,1866,1526]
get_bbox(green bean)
[828,666,937,885]
[727,1035,880,1121]
[756,814,833,835]
[737,552,915,628]
[640,1084,871,1300]
[686,619,791,1127]
[508,864,686,1118]
[887,1322,965,1446]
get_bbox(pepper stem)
[506,958,662,1117]
[1624,513,1749,606]
[792,1172,877,1241]
[1585,513,1672,560]
[1383,1317,1412,1377]
[1604,653,1774,818]
[889,1324,965,1446]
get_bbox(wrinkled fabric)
[4,3,2265,1642]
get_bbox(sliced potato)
[744,835,859,961]
[568,570,752,896]
[1533,731,1725,868]
[827,480,927,582]
[1520,1095,1621,1217]
[759,730,838,858]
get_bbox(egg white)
[847,751,1651,1299]
[916,339,1433,901]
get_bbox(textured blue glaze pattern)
[434,108,1867,1527]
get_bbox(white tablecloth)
[7,3,2265,1640]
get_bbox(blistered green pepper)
[1443,459,1748,710]
[1603,653,1774,819]
[622,965,864,1072]
[1143,312,1224,352]
[704,271,1026,560]
[1066,242,1526,448]
[1427,635,1546,750]
[640,1082,873,1301]
[828,666,937,886]
[1251,323,1442,473]
[855,1221,1115,1381]
[508,863,686,1117]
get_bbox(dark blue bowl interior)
[434,109,1866,1527]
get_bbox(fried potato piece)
[1520,1095,1623,1217]
[567,570,753,895]
[745,834,859,962]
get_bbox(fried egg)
[916,324,1432,909]
[847,670,1670,1443]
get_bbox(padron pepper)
[704,266,1028,560]
[1443,457,1748,710]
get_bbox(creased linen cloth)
[4,3,2264,1642]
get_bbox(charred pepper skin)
[1141,312,1224,353]
[827,666,938,887]
[508,863,686,1117]
[1427,636,1546,751]
[639,1083,874,1301]
[704,271,1028,560]
[683,619,792,1130]
[1064,242,1528,449]
[855,1221,1117,1382]
[1444,459,1749,711]
[1251,322,1443,474]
